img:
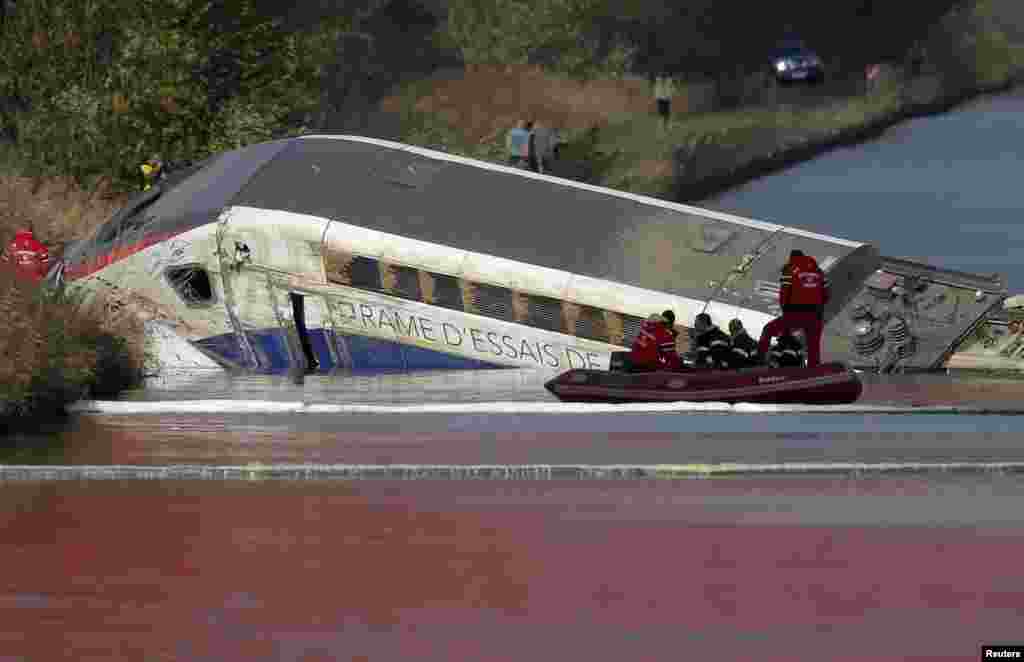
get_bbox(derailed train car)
[55,135,886,374]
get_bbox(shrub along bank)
[0,265,147,427]
[0,152,144,426]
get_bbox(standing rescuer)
[1,228,50,282]
[757,249,829,367]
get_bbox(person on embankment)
[1,228,50,282]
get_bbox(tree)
[441,0,635,79]
[0,0,349,189]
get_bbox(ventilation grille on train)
[620,313,645,344]
[527,294,564,332]
[472,283,516,323]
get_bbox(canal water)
[6,89,1024,660]
[1,475,1023,661]
[705,87,1024,292]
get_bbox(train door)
[215,206,330,373]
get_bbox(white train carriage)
[58,135,879,373]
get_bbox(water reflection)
[0,407,1019,469]
[0,417,79,463]
[0,478,1021,661]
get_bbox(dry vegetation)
[0,175,129,260]
[0,171,142,423]
[0,263,147,421]
[381,61,901,197]
[381,64,699,144]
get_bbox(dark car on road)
[770,39,824,84]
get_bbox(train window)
[383,263,421,301]
[526,294,564,332]
[349,256,382,291]
[165,265,215,307]
[575,305,609,342]
[470,282,516,322]
[425,272,463,311]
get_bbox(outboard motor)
[609,350,631,372]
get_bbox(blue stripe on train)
[193,332,249,369]
[247,329,293,372]
[307,329,337,371]
[191,328,506,373]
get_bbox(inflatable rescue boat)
[544,360,862,405]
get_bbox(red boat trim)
[552,372,857,402]
[64,230,187,282]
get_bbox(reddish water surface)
[0,478,1020,661]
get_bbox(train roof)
[68,134,881,320]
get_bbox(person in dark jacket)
[525,120,539,172]
[727,318,761,368]
[693,313,732,369]
[768,332,806,368]
[662,309,679,339]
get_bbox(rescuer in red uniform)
[757,249,829,368]
[629,313,682,371]
[1,229,50,282]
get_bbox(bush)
[441,0,635,80]
[0,267,146,420]
[0,0,349,191]
[922,0,1023,95]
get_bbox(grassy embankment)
[386,0,1024,201]
[0,147,144,425]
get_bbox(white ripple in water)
[67,399,1024,416]
[2,462,1024,481]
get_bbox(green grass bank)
[390,0,1024,202]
